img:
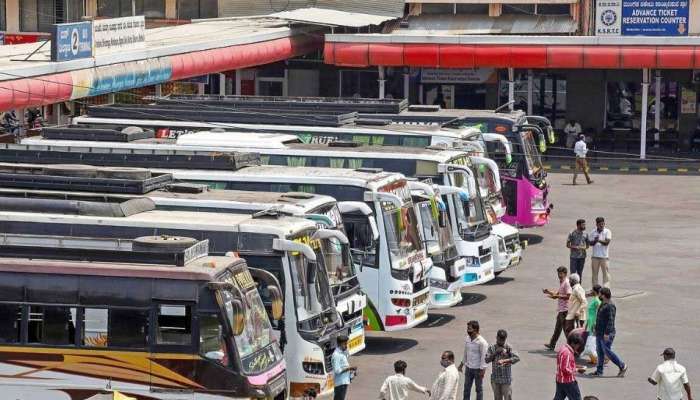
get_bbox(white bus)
[0,200,344,399]
[0,233,287,400]
[0,169,367,356]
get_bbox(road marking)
[657,168,668,172]
[543,165,551,170]
[428,316,446,327]
[639,167,649,172]
[619,167,629,171]
[678,168,688,173]
[560,165,571,170]
[599,166,609,171]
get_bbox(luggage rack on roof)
[0,144,261,171]
[147,94,409,114]
[42,126,155,142]
[86,104,359,127]
[0,163,173,194]
[0,233,210,267]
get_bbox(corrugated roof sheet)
[271,8,397,27]
[393,14,578,35]
[219,0,405,18]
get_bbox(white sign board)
[421,68,496,84]
[596,0,622,35]
[93,16,146,54]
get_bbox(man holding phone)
[589,217,612,288]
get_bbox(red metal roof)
[324,39,700,69]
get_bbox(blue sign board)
[0,33,4,45]
[51,21,93,61]
[621,0,689,36]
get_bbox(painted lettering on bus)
[293,235,322,250]
[234,270,256,291]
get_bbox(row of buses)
[0,97,554,399]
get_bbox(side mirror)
[228,298,246,336]
[268,285,284,321]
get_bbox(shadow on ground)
[361,337,418,355]
[484,276,515,286]
[520,234,544,246]
[458,292,487,306]
[416,313,455,329]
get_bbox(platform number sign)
[51,21,93,62]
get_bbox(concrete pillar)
[403,73,410,100]
[338,70,343,97]
[85,0,98,18]
[507,68,515,111]
[197,83,205,95]
[6,0,20,32]
[107,93,116,104]
[640,69,650,160]
[155,84,163,97]
[165,0,177,19]
[378,66,386,100]
[235,72,242,95]
[527,69,534,115]
[219,74,226,96]
[654,71,661,132]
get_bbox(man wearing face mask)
[431,351,460,400]
[458,320,489,400]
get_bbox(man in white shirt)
[648,348,693,400]
[573,134,593,185]
[379,360,429,400]
[432,351,460,400]
[458,320,489,400]
[589,217,612,288]
[564,119,583,148]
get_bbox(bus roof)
[0,208,317,238]
[157,165,404,191]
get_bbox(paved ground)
[347,172,700,400]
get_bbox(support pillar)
[197,83,205,95]
[527,69,534,115]
[219,73,226,96]
[155,84,162,97]
[640,69,650,160]
[507,68,515,111]
[654,71,661,131]
[403,73,410,100]
[107,93,116,104]
[378,66,386,100]
[235,70,242,95]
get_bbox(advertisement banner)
[93,16,146,55]
[595,0,622,35]
[681,86,696,114]
[421,68,496,84]
[51,21,93,62]
[621,0,688,36]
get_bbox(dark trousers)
[553,381,581,400]
[569,257,585,280]
[334,384,348,400]
[596,334,625,374]
[463,368,484,400]
[549,311,568,348]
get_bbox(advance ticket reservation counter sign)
[51,21,93,62]
[596,0,689,36]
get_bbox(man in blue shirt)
[332,334,357,400]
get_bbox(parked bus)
[0,198,344,399]
[0,233,287,399]
[0,167,367,356]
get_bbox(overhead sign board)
[93,16,146,55]
[596,0,688,36]
[420,68,496,84]
[51,21,93,62]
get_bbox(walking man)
[648,348,693,400]
[543,266,571,351]
[584,285,602,365]
[332,335,356,400]
[590,288,628,377]
[589,217,612,288]
[565,273,587,335]
[432,351,461,400]
[379,360,429,400]
[566,219,589,279]
[573,134,593,185]
[458,320,489,400]
[485,329,520,400]
[554,333,587,400]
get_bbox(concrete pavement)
[346,172,700,400]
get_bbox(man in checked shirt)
[485,330,520,400]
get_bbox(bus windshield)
[382,203,422,270]
[520,130,543,177]
[450,173,487,230]
[220,283,280,375]
[318,237,354,288]
[288,250,336,328]
[417,201,455,260]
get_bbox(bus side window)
[199,313,227,365]
[28,306,77,346]
[0,304,21,344]
[108,309,149,349]
[83,308,108,347]
[156,305,193,347]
